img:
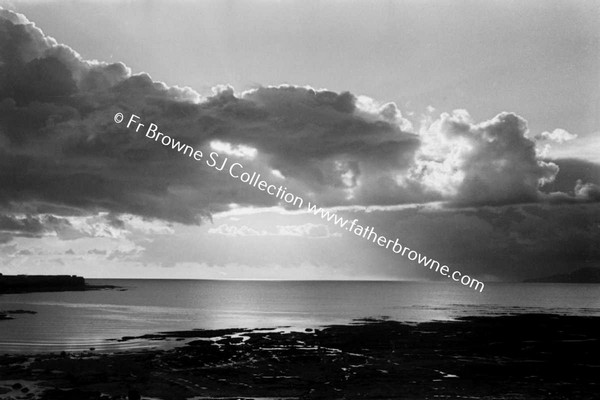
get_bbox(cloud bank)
[0,7,598,248]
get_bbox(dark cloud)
[540,158,600,203]
[0,8,421,225]
[0,214,45,236]
[349,202,600,281]
[0,213,80,241]
[0,7,598,253]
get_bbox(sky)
[0,0,599,282]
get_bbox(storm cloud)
[0,6,598,246]
[0,8,421,224]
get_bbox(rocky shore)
[0,314,598,399]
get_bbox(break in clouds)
[0,7,599,280]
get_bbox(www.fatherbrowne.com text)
[115,112,485,292]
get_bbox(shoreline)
[0,284,123,296]
[0,274,124,296]
[0,314,598,399]
[0,283,127,296]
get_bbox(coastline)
[0,314,598,400]
[0,274,122,295]
[0,276,122,327]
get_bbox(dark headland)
[0,274,119,294]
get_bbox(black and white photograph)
[0,0,599,399]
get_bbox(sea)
[0,280,599,354]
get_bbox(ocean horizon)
[1,279,598,354]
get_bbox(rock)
[127,388,141,400]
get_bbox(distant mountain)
[524,267,600,283]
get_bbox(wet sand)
[0,314,598,399]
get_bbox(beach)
[1,280,599,399]
[1,314,598,399]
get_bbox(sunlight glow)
[210,140,258,159]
